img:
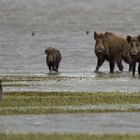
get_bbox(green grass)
[0,92,140,115]
[2,92,140,106]
[0,133,140,140]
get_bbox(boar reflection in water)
[45,47,62,73]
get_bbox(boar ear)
[137,35,140,42]
[45,49,48,54]
[126,35,132,43]
[94,31,98,40]
[105,32,111,37]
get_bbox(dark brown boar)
[0,80,3,101]
[45,47,62,73]
[94,32,132,73]
[126,35,140,76]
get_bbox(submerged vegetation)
[0,92,140,115]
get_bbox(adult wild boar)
[0,80,3,101]
[127,35,140,76]
[94,32,132,73]
[45,47,62,73]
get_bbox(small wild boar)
[45,47,62,73]
[94,32,132,73]
[126,35,140,76]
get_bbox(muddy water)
[0,113,140,134]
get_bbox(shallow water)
[0,113,140,134]
[0,1,140,135]
[1,73,140,92]
[0,0,140,74]
[0,0,140,92]
[0,0,140,93]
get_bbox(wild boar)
[45,47,62,73]
[127,35,140,76]
[94,32,132,73]
[0,80,3,101]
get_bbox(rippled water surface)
[0,0,140,92]
[0,113,140,134]
[0,0,140,74]
[1,73,140,92]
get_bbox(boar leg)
[94,58,105,73]
[48,65,52,73]
[55,61,60,72]
[117,60,123,72]
[52,65,56,72]
[55,67,58,72]
[138,62,140,75]
[55,64,59,72]
[132,62,136,76]
[129,64,133,72]
[122,56,132,72]
[53,64,58,72]
[109,60,115,73]
[128,58,133,72]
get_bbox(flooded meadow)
[0,0,140,136]
[0,0,140,92]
